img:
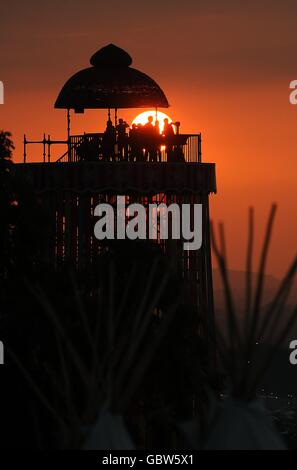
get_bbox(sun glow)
[132,110,172,133]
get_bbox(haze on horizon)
[0,0,296,278]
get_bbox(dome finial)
[90,44,132,67]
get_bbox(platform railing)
[23,133,202,164]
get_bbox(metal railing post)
[48,135,51,162]
[23,134,27,163]
[198,133,202,162]
[43,133,46,163]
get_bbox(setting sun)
[132,110,172,133]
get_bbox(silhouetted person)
[144,116,158,162]
[155,120,162,162]
[163,118,175,162]
[102,120,116,161]
[163,118,174,138]
[155,120,160,135]
[116,118,129,160]
[129,124,143,162]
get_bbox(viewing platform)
[23,132,202,164]
[18,132,216,195]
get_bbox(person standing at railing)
[162,118,175,162]
[102,120,116,161]
[143,115,158,162]
[116,118,129,161]
[155,119,160,136]
[154,120,162,162]
[163,118,175,138]
[129,124,143,162]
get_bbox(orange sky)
[0,0,296,277]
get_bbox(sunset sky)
[0,0,296,277]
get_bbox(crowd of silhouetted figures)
[76,115,186,163]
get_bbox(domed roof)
[55,44,169,111]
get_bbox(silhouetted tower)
[18,44,216,355]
